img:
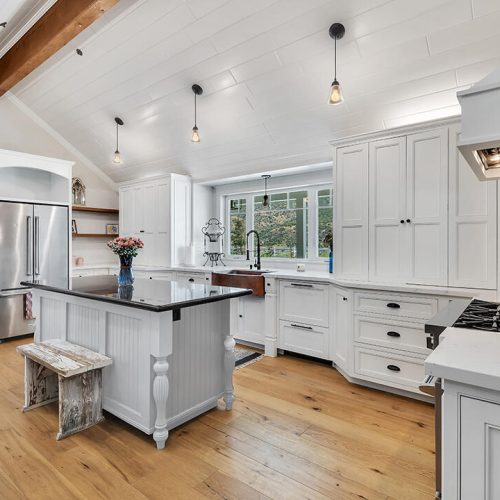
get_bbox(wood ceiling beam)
[0,0,118,96]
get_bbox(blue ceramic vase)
[118,254,134,286]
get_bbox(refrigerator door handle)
[34,216,40,276]
[26,216,32,276]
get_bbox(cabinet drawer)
[135,271,174,281]
[279,281,329,327]
[73,268,108,277]
[354,346,425,390]
[354,292,437,320]
[280,321,329,360]
[354,316,429,355]
[175,272,210,284]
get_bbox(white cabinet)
[174,271,210,284]
[369,137,407,282]
[460,396,500,499]
[331,286,353,371]
[333,121,495,289]
[119,174,191,267]
[334,144,369,280]
[448,124,497,289]
[406,128,448,286]
[236,295,266,345]
[280,321,329,359]
[279,281,329,327]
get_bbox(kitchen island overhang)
[22,276,252,449]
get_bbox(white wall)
[0,93,119,265]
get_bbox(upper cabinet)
[448,124,497,289]
[119,174,192,267]
[333,121,497,289]
[406,128,448,286]
[334,143,369,281]
[369,136,407,283]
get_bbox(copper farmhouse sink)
[211,270,271,297]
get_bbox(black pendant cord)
[334,36,337,81]
[194,93,197,128]
[116,122,119,152]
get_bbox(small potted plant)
[107,236,144,286]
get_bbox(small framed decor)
[106,224,119,235]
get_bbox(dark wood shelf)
[72,206,119,215]
[73,233,118,238]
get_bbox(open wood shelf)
[73,233,118,238]
[72,206,119,214]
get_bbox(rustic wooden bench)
[17,339,112,440]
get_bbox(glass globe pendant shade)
[192,126,200,143]
[113,150,122,164]
[328,79,343,105]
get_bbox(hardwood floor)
[0,338,435,499]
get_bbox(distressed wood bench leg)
[23,357,58,412]
[56,369,104,440]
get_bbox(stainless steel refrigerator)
[0,201,69,340]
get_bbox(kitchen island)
[22,276,252,449]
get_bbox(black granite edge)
[424,297,472,335]
[21,281,253,313]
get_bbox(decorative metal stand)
[202,218,226,267]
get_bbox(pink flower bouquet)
[107,236,144,258]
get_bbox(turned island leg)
[152,357,169,449]
[223,334,236,410]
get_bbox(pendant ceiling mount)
[329,23,345,40]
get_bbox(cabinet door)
[119,187,134,235]
[331,287,353,371]
[137,182,157,266]
[369,137,407,282]
[449,124,497,289]
[334,144,369,280]
[279,281,329,327]
[406,128,448,285]
[460,397,500,499]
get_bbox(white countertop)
[71,263,500,299]
[425,327,500,391]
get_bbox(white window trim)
[222,183,331,262]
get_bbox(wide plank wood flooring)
[0,338,435,499]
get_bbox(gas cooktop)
[452,299,500,332]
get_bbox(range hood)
[458,67,500,181]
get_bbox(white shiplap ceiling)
[10,0,500,183]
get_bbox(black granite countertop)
[21,275,252,312]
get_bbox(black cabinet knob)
[188,278,194,282]
[400,219,405,224]
[342,297,347,301]
[387,365,401,372]
[386,302,401,309]
[406,219,411,223]
[387,331,401,338]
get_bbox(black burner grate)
[452,299,500,332]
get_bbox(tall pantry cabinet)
[333,120,497,289]
[119,174,192,267]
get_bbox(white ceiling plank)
[472,0,500,17]
[428,8,500,54]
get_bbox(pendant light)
[113,117,124,164]
[191,84,203,142]
[328,23,345,105]
[262,175,271,207]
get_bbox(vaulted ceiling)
[10,0,500,183]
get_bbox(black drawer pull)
[387,331,400,338]
[139,230,145,233]
[290,323,313,330]
[290,283,313,288]
[387,364,401,372]
[188,278,195,282]
[386,302,400,309]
